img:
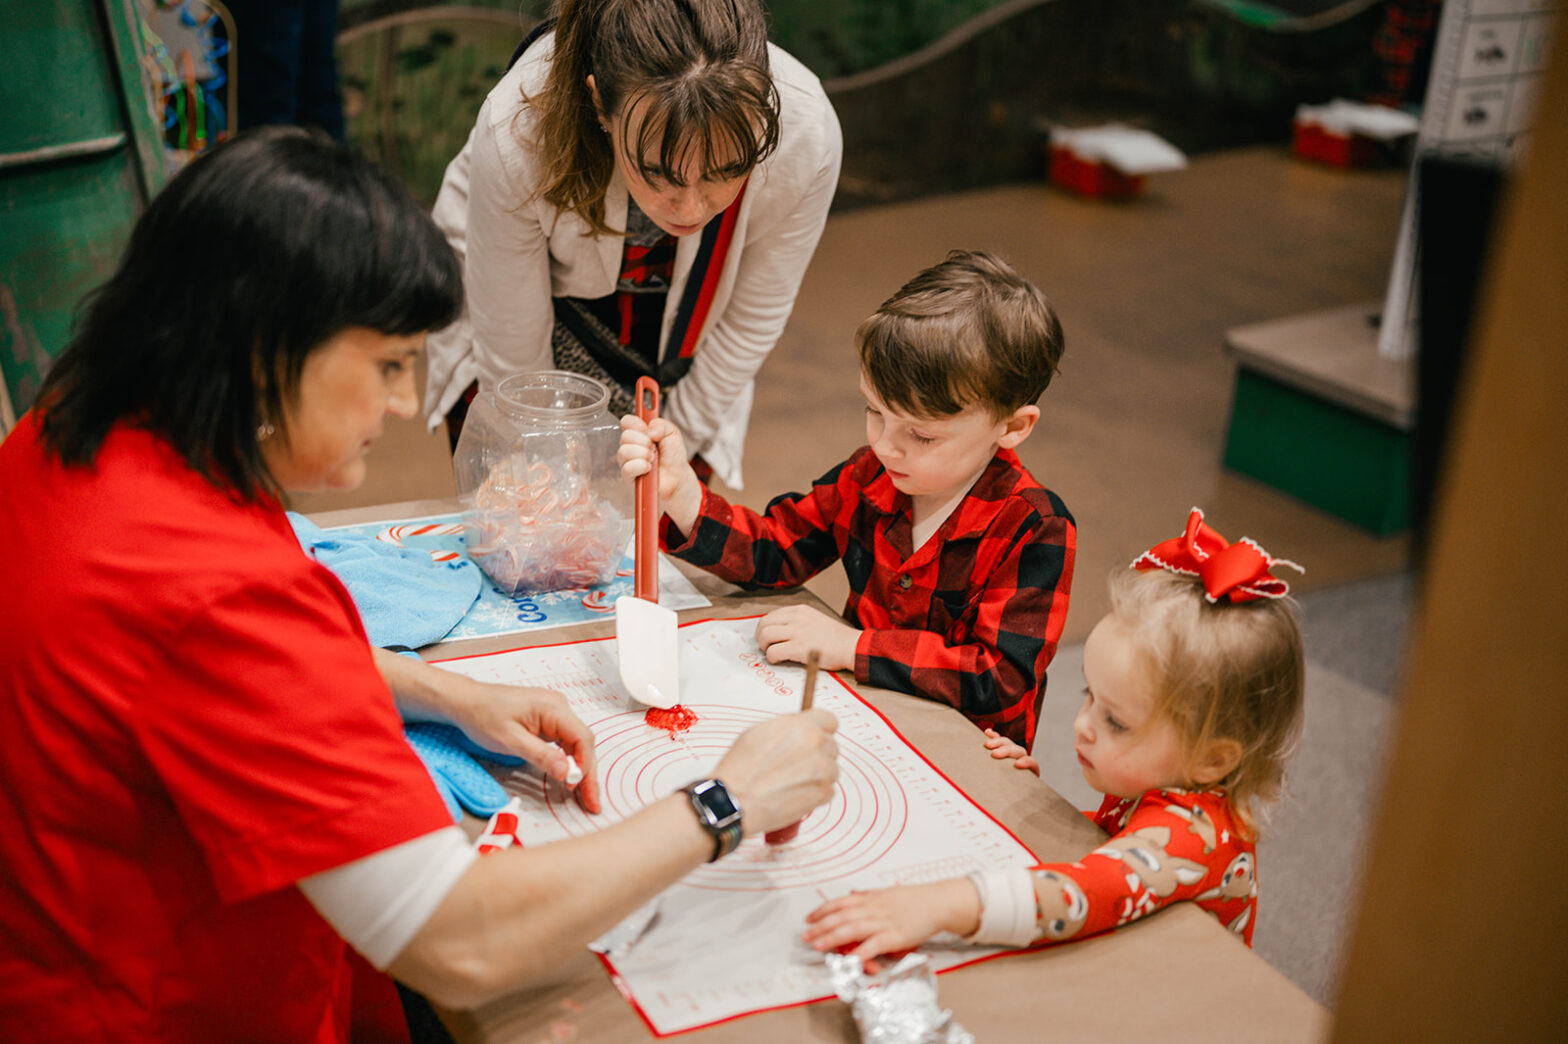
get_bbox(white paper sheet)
[432,618,1041,1036]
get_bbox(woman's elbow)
[388,930,534,1010]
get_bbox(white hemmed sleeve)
[964,869,1038,948]
[298,825,476,969]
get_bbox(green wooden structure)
[1222,305,1413,536]
[1225,369,1411,534]
[0,1,165,422]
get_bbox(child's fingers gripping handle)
[617,415,653,478]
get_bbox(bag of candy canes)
[452,372,633,597]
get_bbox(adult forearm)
[390,705,843,1006]
[375,646,465,724]
[662,334,769,451]
[388,792,712,1009]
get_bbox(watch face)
[702,784,738,820]
[693,779,740,824]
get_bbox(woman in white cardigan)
[424,0,842,489]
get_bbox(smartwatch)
[680,779,744,862]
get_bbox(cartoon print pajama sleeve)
[971,788,1259,949]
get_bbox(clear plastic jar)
[453,371,632,596]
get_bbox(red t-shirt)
[0,413,451,1041]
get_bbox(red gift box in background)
[1048,146,1148,198]
[1046,124,1186,199]
[1292,100,1419,168]
[1292,120,1382,167]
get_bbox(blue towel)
[288,512,481,649]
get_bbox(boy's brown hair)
[1109,567,1306,840]
[856,250,1064,420]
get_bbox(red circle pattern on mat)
[514,705,910,891]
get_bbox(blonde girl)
[803,508,1304,961]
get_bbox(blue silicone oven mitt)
[403,722,520,823]
[387,649,528,822]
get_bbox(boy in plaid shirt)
[618,250,1075,748]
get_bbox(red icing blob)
[643,704,699,739]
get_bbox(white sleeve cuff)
[964,869,1038,948]
[298,826,476,969]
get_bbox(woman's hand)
[802,879,982,972]
[755,606,859,672]
[712,708,839,836]
[983,728,1040,776]
[376,649,601,812]
[617,415,703,535]
[446,679,602,813]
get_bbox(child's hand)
[617,415,702,535]
[983,728,1040,776]
[755,606,859,672]
[802,880,981,972]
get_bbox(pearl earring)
[256,422,276,441]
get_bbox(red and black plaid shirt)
[661,446,1075,749]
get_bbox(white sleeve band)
[965,869,1039,948]
[298,826,477,969]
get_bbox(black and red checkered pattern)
[662,446,1076,749]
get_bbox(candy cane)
[375,522,465,563]
[469,458,629,594]
[475,800,525,856]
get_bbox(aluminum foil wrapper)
[825,952,974,1044]
[587,896,660,961]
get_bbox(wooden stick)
[764,650,824,847]
[801,650,820,711]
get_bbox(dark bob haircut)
[39,125,463,499]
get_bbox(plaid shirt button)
[897,574,912,590]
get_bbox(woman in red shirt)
[0,126,838,1042]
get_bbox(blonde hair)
[856,250,1063,421]
[1109,568,1305,840]
[523,0,780,236]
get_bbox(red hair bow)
[1131,508,1302,604]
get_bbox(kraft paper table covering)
[309,499,1328,1043]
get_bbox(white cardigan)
[423,33,842,489]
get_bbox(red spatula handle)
[634,377,659,602]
